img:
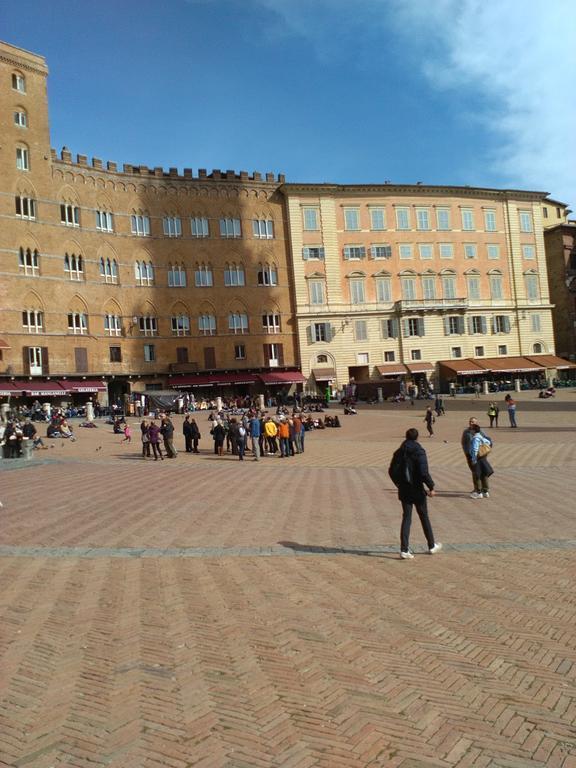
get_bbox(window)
[411,349,422,361]
[104,314,122,336]
[14,110,27,127]
[436,208,451,230]
[312,322,330,342]
[484,209,497,232]
[264,343,283,366]
[74,347,87,374]
[487,244,500,260]
[96,210,113,232]
[234,344,246,360]
[498,344,507,355]
[419,244,433,260]
[68,312,88,335]
[490,274,503,300]
[382,318,399,338]
[461,208,475,230]
[144,344,156,362]
[445,316,465,335]
[12,73,26,92]
[519,210,533,233]
[344,208,360,230]
[61,204,79,226]
[176,347,189,364]
[439,243,454,259]
[257,263,278,286]
[464,244,477,259]
[522,245,535,259]
[467,275,481,300]
[228,313,249,334]
[15,195,36,219]
[343,245,366,260]
[309,280,325,305]
[543,207,548,219]
[531,314,541,332]
[194,264,213,287]
[262,313,281,333]
[19,247,39,276]
[384,350,395,362]
[16,147,29,171]
[253,219,274,238]
[317,354,328,363]
[492,315,511,334]
[354,320,368,341]
[370,208,386,230]
[525,274,540,301]
[533,343,543,354]
[350,278,366,304]
[219,217,241,238]
[399,244,413,259]
[109,346,122,362]
[198,314,216,336]
[302,246,325,260]
[449,346,461,358]
[376,277,392,302]
[469,316,487,334]
[131,213,150,236]
[357,352,370,365]
[191,217,209,237]
[168,264,187,287]
[100,257,118,283]
[224,263,245,286]
[401,276,416,300]
[135,261,154,285]
[422,275,436,300]
[303,207,320,231]
[416,208,430,230]
[171,315,190,336]
[22,310,43,333]
[370,244,392,259]
[64,253,84,281]
[163,216,182,237]
[474,346,485,357]
[395,207,410,230]
[404,318,425,337]
[138,316,158,336]
[442,275,456,299]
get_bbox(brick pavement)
[1,401,576,767]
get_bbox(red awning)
[59,379,107,393]
[0,382,19,396]
[525,355,576,370]
[169,373,258,388]
[479,356,545,373]
[258,371,306,385]
[377,363,408,377]
[405,362,435,375]
[438,359,489,376]
[11,380,69,396]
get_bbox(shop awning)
[0,382,19,395]
[258,371,306,385]
[11,380,69,396]
[405,362,435,375]
[59,379,107,393]
[169,373,258,388]
[311,368,336,381]
[376,363,408,377]
[438,359,489,376]
[480,356,545,373]
[525,355,576,370]
[0,337,11,350]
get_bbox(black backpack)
[388,445,413,487]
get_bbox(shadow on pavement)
[278,540,399,559]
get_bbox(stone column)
[86,399,94,422]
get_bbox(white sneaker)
[470,492,483,499]
[429,543,443,554]
[482,491,490,498]
[400,551,415,560]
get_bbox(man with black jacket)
[389,427,442,560]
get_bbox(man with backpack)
[388,428,442,560]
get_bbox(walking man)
[461,416,481,495]
[389,428,442,560]
[249,412,261,461]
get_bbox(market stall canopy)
[525,355,576,370]
[58,379,107,393]
[438,359,489,376]
[479,356,545,373]
[11,380,69,396]
[405,362,435,375]
[258,371,306,385]
[376,363,408,377]
[311,368,336,381]
[0,382,19,395]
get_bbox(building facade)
[544,220,576,361]
[283,183,565,393]
[0,41,301,405]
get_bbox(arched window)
[22,310,43,334]
[228,312,249,334]
[262,312,281,333]
[135,261,154,285]
[198,314,217,336]
[16,144,29,171]
[131,211,150,236]
[64,253,84,281]
[14,107,27,128]
[163,215,182,237]
[533,342,543,354]
[257,263,278,286]
[252,218,274,239]
[317,354,328,364]
[101,258,119,284]
[224,263,245,286]
[60,202,79,226]
[67,312,88,335]
[19,247,40,276]
[104,314,122,336]
[12,72,26,92]
[195,263,213,287]
[168,264,187,287]
[171,315,190,336]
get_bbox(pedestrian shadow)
[277,540,398,559]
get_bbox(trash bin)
[20,439,34,460]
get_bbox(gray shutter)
[343,247,349,260]
[491,317,497,334]
[325,324,333,342]
[392,318,399,338]
[302,248,309,261]
[307,325,314,344]
[503,316,511,333]
[458,317,465,335]
[443,317,450,335]
[481,316,487,334]
[403,319,410,336]
[467,316,474,335]
[319,248,325,260]
[418,318,425,336]
[360,247,366,259]
[369,246,376,260]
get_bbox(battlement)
[50,147,285,184]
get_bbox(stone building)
[544,219,576,362]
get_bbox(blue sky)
[3,0,575,207]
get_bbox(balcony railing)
[395,298,469,311]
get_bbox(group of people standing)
[140,416,178,460]
[209,412,307,461]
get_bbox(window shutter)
[325,324,332,342]
[467,316,474,335]
[360,247,366,259]
[391,318,399,338]
[418,318,425,336]
[491,317,497,334]
[443,317,450,335]
[277,344,284,365]
[307,326,314,344]
[74,347,88,373]
[41,347,50,374]
[402,319,409,336]
[458,317,465,335]
[369,246,376,259]
[263,344,270,363]
[343,247,349,260]
[22,346,29,374]
[319,248,325,260]
[302,248,309,261]
[503,316,511,333]
[480,316,487,334]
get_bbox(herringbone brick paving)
[1,397,576,766]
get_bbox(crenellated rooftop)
[50,147,285,184]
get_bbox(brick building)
[544,219,576,362]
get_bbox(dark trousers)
[184,435,193,452]
[237,439,245,460]
[400,497,435,552]
[151,442,163,460]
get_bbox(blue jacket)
[249,417,261,438]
